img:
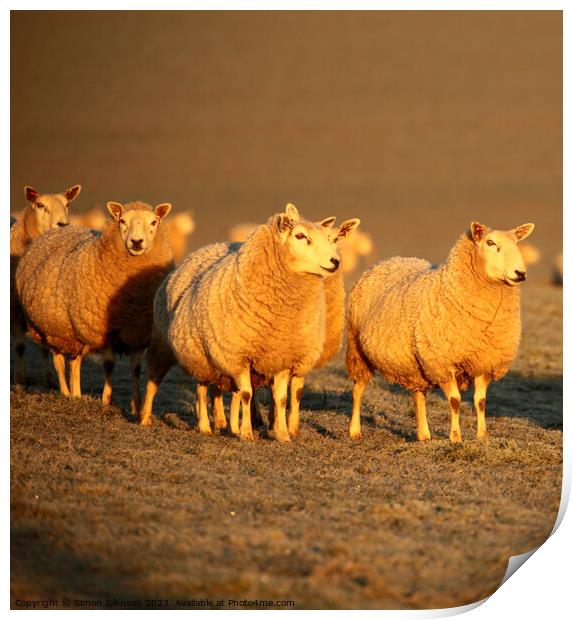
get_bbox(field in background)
[11,12,562,279]
[10,284,562,609]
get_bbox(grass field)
[10,282,562,610]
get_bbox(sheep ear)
[285,203,300,222]
[337,218,361,239]
[514,223,535,242]
[154,203,172,220]
[319,216,337,229]
[25,186,39,205]
[277,213,294,242]
[106,202,124,221]
[65,185,81,202]
[470,221,488,243]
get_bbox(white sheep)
[346,221,535,442]
[139,204,341,442]
[11,184,81,385]
[16,201,174,411]
[272,214,361,436]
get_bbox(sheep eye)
[119,219,126,226]
[295,233,306,240]
[151,220,157,226]
[36,202,44,210]
[486,240,496,247]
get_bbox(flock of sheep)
[11,184,543,442]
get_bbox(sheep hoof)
[214,421,228,432]
[450,430,462,443]
[268,429,291,443]
[139,416,152,427]
[198,424,213,436]
[240,429,255,441]
[417,432,432,442]
[349,430,362,440]
[477,430,488,442]
[130,401,141,417]
[287,424,299,437]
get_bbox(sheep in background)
[10,184,81,385]
[346,221,535,442]
[139,204,341,442]
[227,222,258,243]
[519,241,541,268]
[16,201,174,412]
[69,206,107,231]
[552,253,563,286]
[168,211,196,262]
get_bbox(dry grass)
[10,284,562,609]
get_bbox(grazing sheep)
[16,201,174,412]
[10,184,81,385]
[139,204,341,442]
[346,221,535,442]
[337,229,374,274]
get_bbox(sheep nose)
[514,269,526,281]
[330,257,340,269]
[57,221,69,227]
[131,238,144,249]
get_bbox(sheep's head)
[317,217,362,273]
[24,185,81,233]
[277,203,341,278]
[470,221,535,286]
[107,201,172,256]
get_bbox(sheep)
[346,221,535,443]
[519,241,541,268]
[68,206,107,231]
[277,215,361,436]
[552,253,563,286]
[229,220,371,275]
[10,184,81,385]
[168,211,196,262]
[16,200,174,412]
[69,207,194,263]
[139,204,341,442]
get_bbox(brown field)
[10,283,562,609]
[10,10,562,611]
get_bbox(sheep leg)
[42,347,57,388]
[413,391,431,441]
[101,348,115,407]
[474,375,489,441]
[52,352,70,396]
[270,369,291,442]
[69,354,83,398]
[230,390,241,436]
[196,383,212,435]
[346,325,373,440]
[288,375,305,436]
[250,388,266,429]
[210,386,227,432]
[440,378,462,443]
[237,370,254,441]
[349,381,368,440]
[139,333,176,426]
[267,381,276,431]
[129,350,143,415]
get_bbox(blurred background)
[11,11,562,280]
